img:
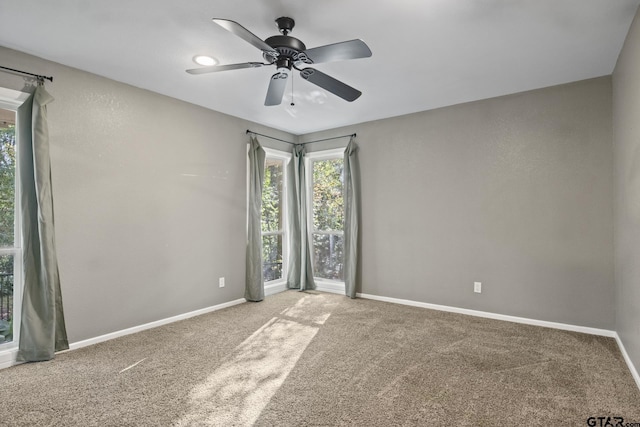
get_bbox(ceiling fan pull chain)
[291,73,295,106]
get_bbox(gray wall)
[613,9,640,374]
[0,46,294,343]
[303,77,615,329]
[0,43,618,343]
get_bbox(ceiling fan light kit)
[186,16,372,106]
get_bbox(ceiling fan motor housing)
[264,35,307,67]
[263,17,312,68]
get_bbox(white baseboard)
[614,333,640,391]
[67,298,246,352]
[356,292,616,337]
[265,282,288,296]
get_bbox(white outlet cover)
[219,277,225,288]
[474,282,482,293]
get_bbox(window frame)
[304,148,346,292]
[0,87,28,358]
[261,147,291,287]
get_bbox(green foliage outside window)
[0,123,15,341]
[261,160,282,233]
[0,125,15,247]
[312,158,344,281]
[313,159,344,232]
[262,160,284,282]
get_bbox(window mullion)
[312,230,344,236]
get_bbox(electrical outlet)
[474,282,482,293]
[219,277,225,288]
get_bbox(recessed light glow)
[193,55,217,66]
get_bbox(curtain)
[245,136,266,302]
[286,145,315,291]
[17,83,69,362]
[343,137,360,298]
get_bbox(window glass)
[0,116,15,247]
[0,254,14,344]
[312,158,344,232]
[312,233,343,281]
[311,157,344,281]
[0,108,16,344]
[262,234,283,282]
[261,157,285,282]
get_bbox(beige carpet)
[0,290,639,426]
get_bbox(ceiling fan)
[186,17,372,106]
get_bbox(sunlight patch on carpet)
[280,293,339,325]
[176,294,335,426]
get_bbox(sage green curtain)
[17,84,69,362]
[344,137,360,298]
[246,136,266,302]
[286,145,315,291]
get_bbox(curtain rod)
[246,130,295,145]
[303,133,356,145]
[246,129,356,146]
[0,65,53,82]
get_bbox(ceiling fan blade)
[186,62,265,75]
[265,72,289,106]
[212,19,277,56]
[303,39,372,64]
[299,68,362,102]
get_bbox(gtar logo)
[586,417,624,427]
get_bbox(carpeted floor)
[0,290,639,426]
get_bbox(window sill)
[314,279,345,295]
[0,345,19,370]
[265,280,288,296]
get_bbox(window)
[261,149,289,283]
[0,98,23,348]
[306,149,345,283]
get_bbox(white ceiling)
[1,0,638,135]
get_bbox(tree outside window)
[311,158,344,281]
[261,158,284,282]
[0,116,15,343]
